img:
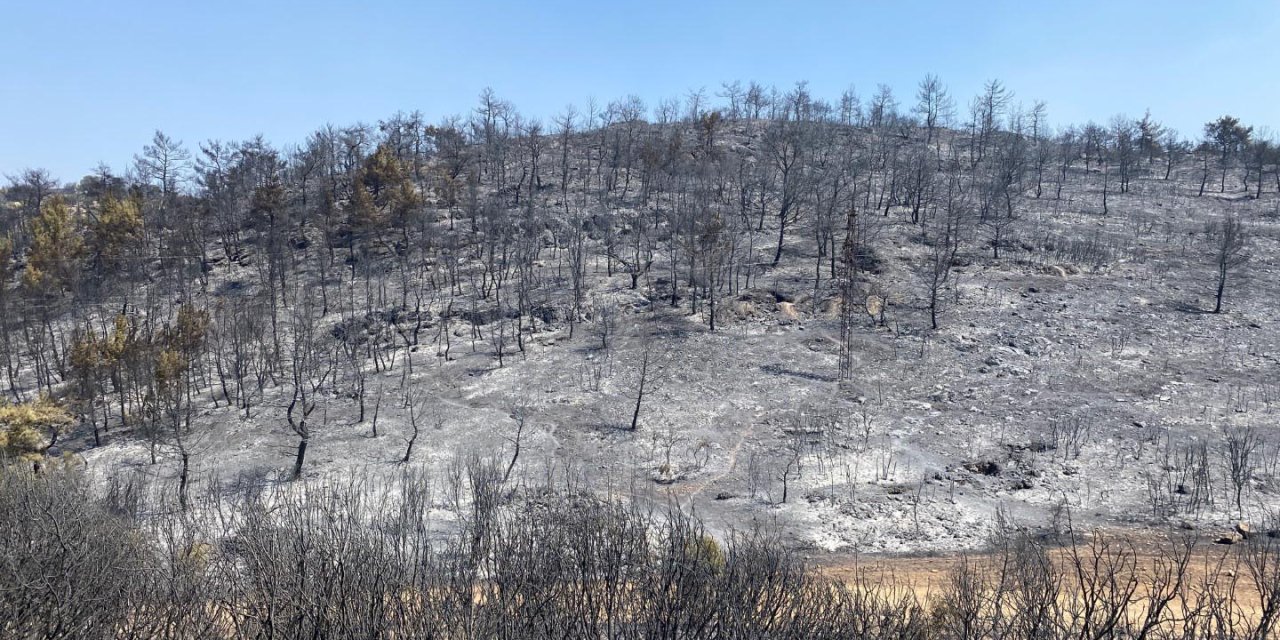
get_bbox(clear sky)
[3,0,1277,182]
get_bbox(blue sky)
[2,0,1277,181]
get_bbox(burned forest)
[3,78,1280,639]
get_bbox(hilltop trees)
[3,169,58,241]
[1110,115,1138,194]
[914,73,953,149]
[968,79,1012,167]
[134,131,191,222]
[86,193,144,280]
[1136,110,1165,164]
[1160,129,1188,180]
[1244,135,1276,198]
[1204,115,1253,193]
[352,143,419,234]
[23,196,83,297]
[762,98,816,265]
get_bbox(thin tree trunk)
[292,437,308,480]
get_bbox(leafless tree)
[914,73,953,149]
[285,292,331,480]
[921,169,968,329]
[629,324,660,432]
[762,106,815,265]
[1207,214,1250,313]
[402,389,435,463]
[1224,425,1264,513]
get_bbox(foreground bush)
[1,465,1277,639]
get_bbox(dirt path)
[813,532,1268,615]
[680,417,756,504]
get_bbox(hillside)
[2,96,1278,557]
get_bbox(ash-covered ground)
[80,158,1280,556]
